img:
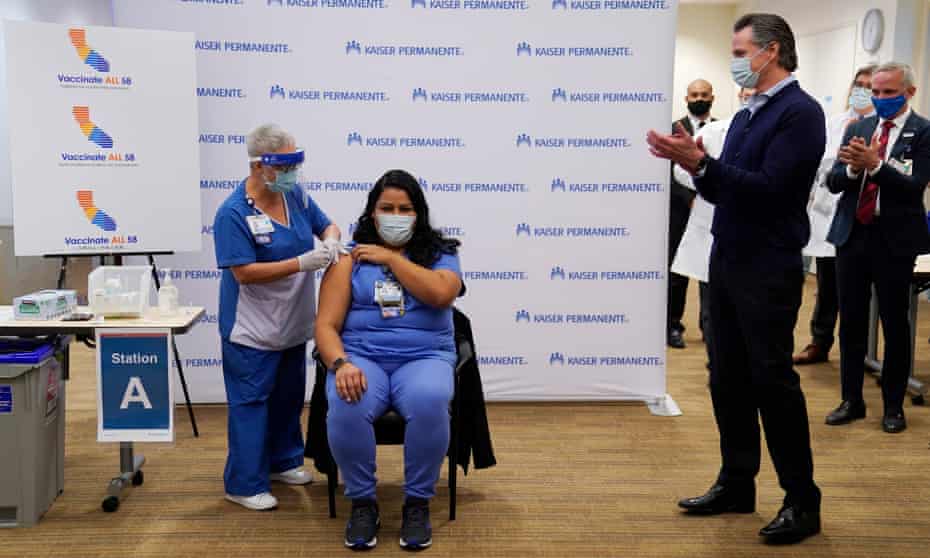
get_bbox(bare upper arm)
[434,269,462,308]
[317,256,353,331]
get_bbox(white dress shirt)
[687,113,710,134]
[845,107,913,215]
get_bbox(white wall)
[737,0,898,70]
[673,3,740,122]
[0,0,113,227]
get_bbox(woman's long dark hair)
[353,169,460,267]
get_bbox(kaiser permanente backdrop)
[113,0,677,404]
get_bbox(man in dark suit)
[648,13,823,544]
[668,79,716,349]
[824,62,930,433]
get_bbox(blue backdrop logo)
[410,0,528,9]
[552,0,670,10]
[517,224,630,238]
[549,353,664,367]
[515,309,531,322]
[269,84,286,99]
[344,132,465,149]
[516,42,532,56]
[417,177,529,194]
[346,40,362,54]
[412,87,428,101]
[412,88,529,104]
[462,270,529,281]
[517,310,628,325]
[412,0,426,5]
[519,135,632,149]
[344,40,464,56]
[549,178,663,193]
[550,267,664,281]
[347,132,363,146]
[549,88,666,104]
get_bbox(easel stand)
[49,252,200,437]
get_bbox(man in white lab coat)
[672,87,756,371]
[794,65,877,365]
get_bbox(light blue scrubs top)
[214,180,331,351]
[342,251,462,364]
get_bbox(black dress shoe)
[667,329,686,349]
[825,400,866,425]
[759,506,820,544]
[678,484,755,515]
[882,412,907,433]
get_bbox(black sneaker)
[345,499,380,550]
[400,497,432,550]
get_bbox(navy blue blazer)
[695,81,826,269]
[826,111,930,258]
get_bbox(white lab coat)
[803,109,869,258]
[670,117,732,283]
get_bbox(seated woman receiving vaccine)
[315,169,463,551]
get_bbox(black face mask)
[688,100,712,117]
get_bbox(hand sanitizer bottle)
[158,269,179,315]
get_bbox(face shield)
[249,148,306,193]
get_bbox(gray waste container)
[0,338,67,527]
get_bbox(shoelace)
[350,504,377,532]
[404,504,428,528]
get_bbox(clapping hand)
[646,122,706,174]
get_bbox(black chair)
[313,323,474,521]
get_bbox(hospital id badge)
[889,157,913,177]
[246,214,275,236]
[375,280,405,318]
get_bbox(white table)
[864,257,930,405]
[0,306,204,512]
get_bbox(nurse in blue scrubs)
[213,124,345,511]
[316,169,462,550]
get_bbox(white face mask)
[849,86,873,111]
[730,44,772,88]
[376,213,415,246]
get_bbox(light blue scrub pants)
[326,354,454,501]
[222,340,306,496]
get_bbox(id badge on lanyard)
[375,278,405,318]
[246,213,274,245]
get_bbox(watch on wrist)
[695,154,711,174]
[331,357,349,372]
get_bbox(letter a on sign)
[120,376,153,409]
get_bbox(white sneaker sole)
[400,537,432,549]
[345,536,377,549]
[224,494,278,511]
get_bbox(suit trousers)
[836,222,915,414]
[810,257,839,350]
[668,193,691,332]
[708,249,821,511]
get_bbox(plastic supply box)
[13,290,77,321]
[0,338,67,527]
[89,266,152,318]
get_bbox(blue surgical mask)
[730,45,772,88]
[267,169,298,193]
[872,95,907,120]
[376,214,416,246]
[849,87,873,111]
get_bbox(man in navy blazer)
[648,13,823,545]
[824,62,930,433]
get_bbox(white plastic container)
[157,269,179,316]
[12,290,78,321]
[88,266,152,318]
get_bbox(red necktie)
[856,120,896,224]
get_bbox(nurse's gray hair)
[873,61,916,89]
[247,123,295,158]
